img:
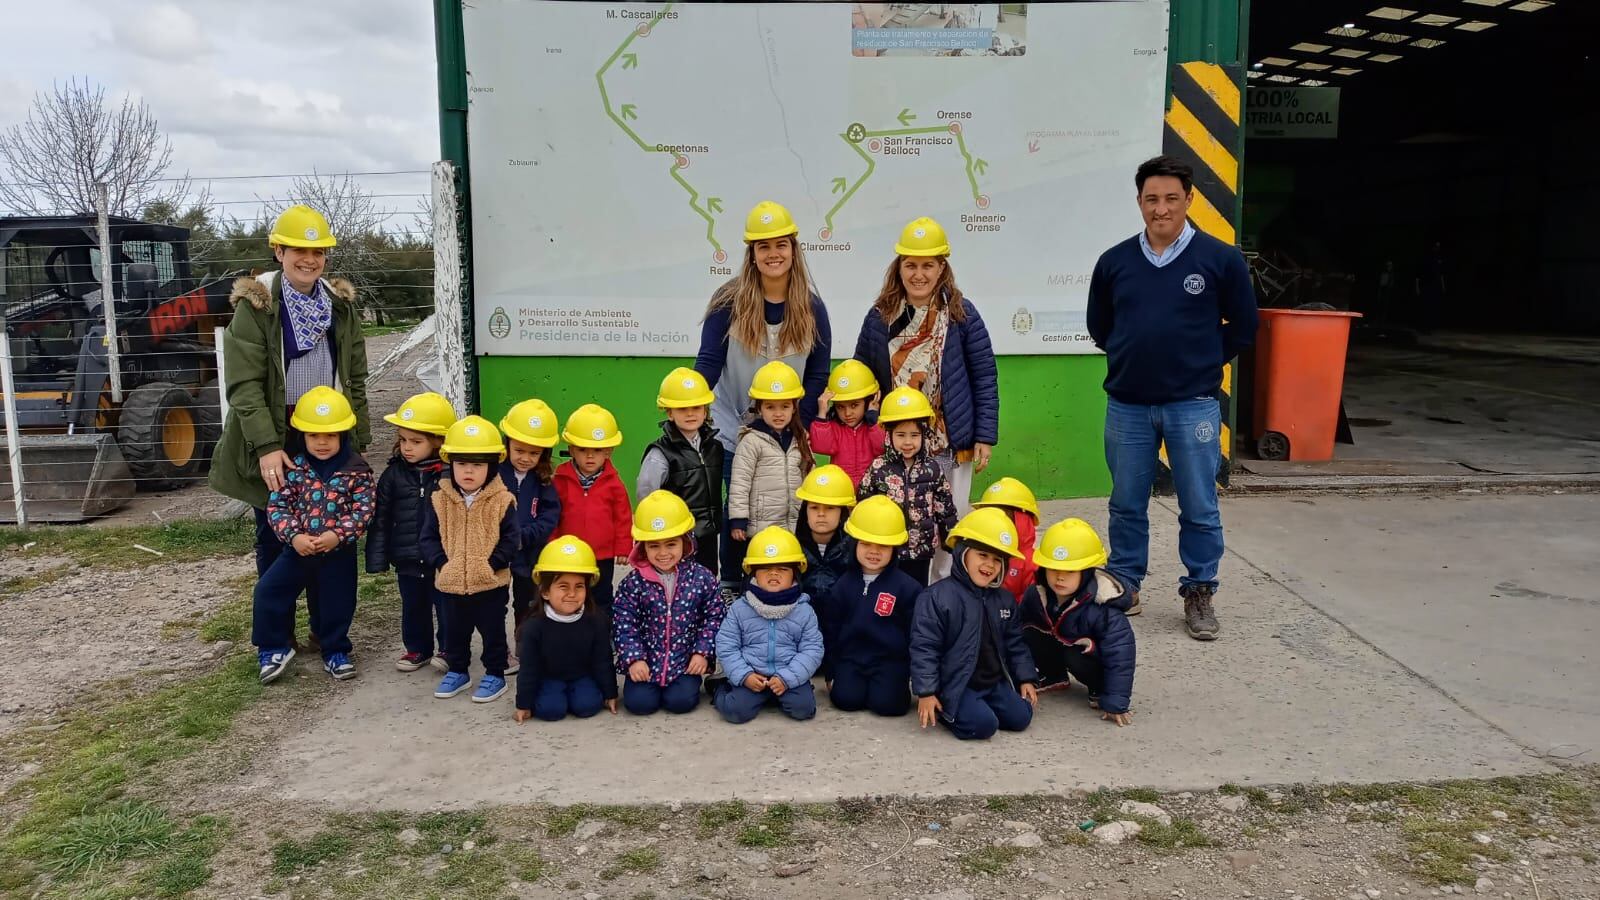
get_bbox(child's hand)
[1020,683,1039,708]
[1101,710,1133,727]
[314,531,340,553]
[742,673,768,692]
[817,390,833,417]
[513,708,532,723]
[605,698,618,714]
[917,695,942,728]
[769,677,787,696]
[628,661,651,683]
[731,528,747,542]
[614,555,628,565]
[291,534,318,556]
[685,654,707,676]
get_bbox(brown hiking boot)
[1181,585,1220,641]
[1125,589,1143,616]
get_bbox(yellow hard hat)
[844,495,909,546]
[534,534,601,584]
[632,490,697,541]
[827,359,879,403]
[289,385,356,434]
[499,398,560,449]
[794,464,857,508]
[877,386,935,424]
[742,526,808,573]
[973,477,1041,518]
[1033,518,1108,572]
[562,403,623,448]
[383,391,455,437]
[657,366,715,409]
[743,201,799,242]
[748,360,805,401]
[894,216,949,257]
[945,507,1023,559]
[269,204,337,249]
[440,415,506,462]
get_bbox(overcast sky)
[3,0,437,229]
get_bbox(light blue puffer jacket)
[714,589,825,690]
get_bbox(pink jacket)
[809,418,886,488]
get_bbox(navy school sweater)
[497,462,562,578]
[815,546,922,678]
[1085,229,1259,405]
[515,608,619,710]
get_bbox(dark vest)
[645,422,724,539]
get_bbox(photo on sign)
[851,3,1027,56]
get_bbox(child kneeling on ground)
[910,508,1040,740]
[713,526,825,724]
[254,386,374,684]
[1022,518,1137,726]
[513,535,619,721]
[817,496,921,716]
[612,491,725,715]
[421,416,520,704]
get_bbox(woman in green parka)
[209,204,371,642]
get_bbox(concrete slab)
[245,498,1546,809]
[1220,492,1600,763]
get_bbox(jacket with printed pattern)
[857,440,957,562]
[266,451,375,546]
[611,538,725,685]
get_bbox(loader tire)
[194,379,223,471]
[118,381,205,490]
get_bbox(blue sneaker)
[258,648,295,684]
[471,674,507,703]
[434,671,471,699]
[324,653,357,681]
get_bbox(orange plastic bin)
[1251,308,1362,462]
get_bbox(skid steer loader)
[0,216,243,522]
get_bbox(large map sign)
[465,2,1170,357]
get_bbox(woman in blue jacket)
[853,216,999,579]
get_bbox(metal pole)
[214,326,229,421]
[95,181,123,403]
[0,317,29,528]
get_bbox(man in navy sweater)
[1086,155,1258,641]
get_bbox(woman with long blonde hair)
[695,201,833,593]
[852,216,999,579]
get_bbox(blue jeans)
[622,674,703,715]
[1103,396,1224,594]
[532,676,606,721]
[714,681,816,724]
[252,544,356,657]
[397,571,445,657]
[944,682,1033,741]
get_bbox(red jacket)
[809,418,886,488]
[1001,511,1039,602]
[553,460,633,559]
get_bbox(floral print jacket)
[858,442,957,561]
[267,452,376,546]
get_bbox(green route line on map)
[594,1,725,255]
[824,114,989,236]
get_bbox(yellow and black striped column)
[1155,60,1244,491]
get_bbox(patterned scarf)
[281,278,333,359]
[888,300,951,454]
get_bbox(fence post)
[95,181,124,404]
[431,161,468,417]
[213,326,229,422]
[0,317,29,528]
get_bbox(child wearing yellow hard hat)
[497,398,564,645]
[815,496,923,717]
[637,368,724,577]
[254,385,374,686]
[858,386,957,586]
[972,476,1042,603]
[367,391,456,674]
[793,464,855,601]
[612,491,727,716]
[729,361,815,548]
[712,526,825,724]
[1020,519,1137,726]
[809,360,885,488]
[552,404,632,613]
[909,508,1040,740]
[512,535,620,722]
[421,416,520,704]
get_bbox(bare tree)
[261,172,394,291]
[0,79,194,216]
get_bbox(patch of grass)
[697,799,749,835]
[833,797,873,825]
[45,800,175,875]
[1136,818,1212,851]
[984,795,1015,812]
[143,817,226,897]
[735,805,797,848]
[1244,786,1272,806]
[1218,783,1242,796]
[1400,816,1510,885]
[506,846,555,882]
[600,847,661,880]
[544,803,664,837]
[435,848,510,898]
[0,518,252,570]
[0,564,74,595]
[272,830,354,875]
[1120,787,1161,804]
[196,576,255,642]
[958,845,1025,876]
